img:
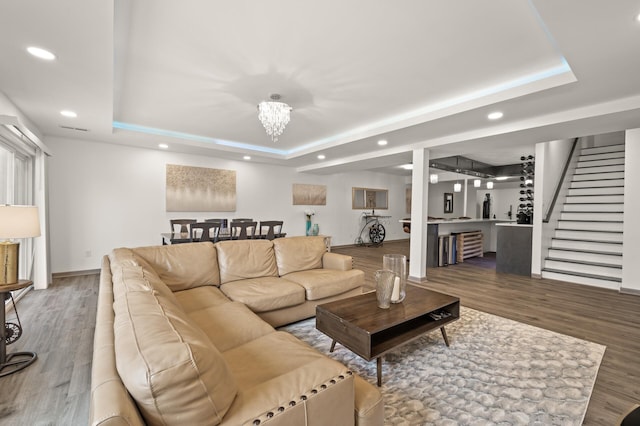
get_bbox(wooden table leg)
[376,357,382,387]
[440,326,450,347]
[330,340,337,353]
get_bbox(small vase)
[383,254,407,303]
[374,269,395,309]
[311,223,319,236]
[306,219,312,236]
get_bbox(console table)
[1,280,37,377]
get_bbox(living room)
[2,1,640,425]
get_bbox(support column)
[622,129,640,295]
[408,148,430,283]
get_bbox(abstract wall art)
[166,164,236,212]
[292,183,327,205]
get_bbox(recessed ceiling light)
[60,110,77,118]
[487,111,503,120]
[400,163,413,170]
[377,140,388,146]
[317,154,326,160]
[27,46,56,60]
[158,143,169,149]
[243,155,251,160]
[495,176,509,181]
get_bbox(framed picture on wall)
[444,193,453,213]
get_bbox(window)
[0,134,36,286]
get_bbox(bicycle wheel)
[369,223,386,244]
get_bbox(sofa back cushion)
[215,239,278,284]
[273,236,326,276]
[131,242,221,290]
[113,266,237,425]
[111,262,177,304]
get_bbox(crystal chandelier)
[257,94,292,142]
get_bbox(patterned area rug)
[280,307,605,425]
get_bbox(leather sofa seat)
[220,276,306,312]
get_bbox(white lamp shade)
[0,205,41,239]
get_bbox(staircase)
[542,143,624,289]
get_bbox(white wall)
[428,180,478,218]
[46,136,409,273]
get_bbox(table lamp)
[0,205,41,286]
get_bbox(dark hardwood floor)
[1,239,638,425]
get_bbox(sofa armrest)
[322,252,353,271]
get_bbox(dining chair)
[190,222,221,243]
[258,221,284,240]
[170,219,197,234]
[229,221,257,240]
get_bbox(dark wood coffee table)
[316,285,459,386]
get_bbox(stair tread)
[558,219,623,223]
[545,257,622,268]
[557,228,622,233]
[542,268,622,283]
[548,247,622,256]
[552,237,622,245]
[569,185,625,189]
[562,202,624,205]
[571,178,625,182]
[561,211,624,214]
[573,171,624,175]
[578,156,624,161]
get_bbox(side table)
[1,280,37,377]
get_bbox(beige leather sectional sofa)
[90,236,384,425]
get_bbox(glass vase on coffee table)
[382,254,406,303]
[374,269,395,308]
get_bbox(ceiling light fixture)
[495,176,509,181]
[257,94,291,142]
[377,140,388,146]
[429,174,438,184]
[27,46,56,60]
[158,143,168,149]
[243,155,251,160]
[400,163,413,170]
[60,110,77,118]
[474,179,481,187]
[487,111,503,120]
[487,181,494,189]
[317,154,326,160]
[453,182,462,192]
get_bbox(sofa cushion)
[273,236,326,276]
[131,242,221,290]
[282,269,364,301]
[220,331,353,425]
[111,263,178,304]
[215,239,278,284]
[187,301,276,352]
[173,285,230,314]
[113,280,237,425]
[220,277,305,312]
